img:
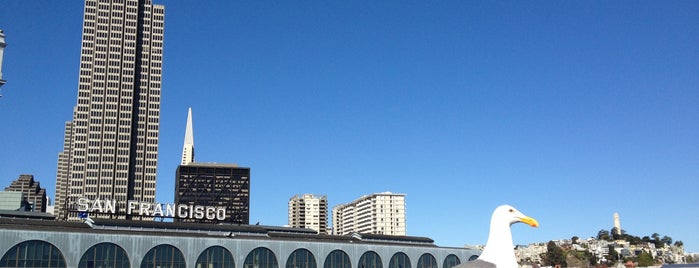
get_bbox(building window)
[323,250,350,268]
[416,254,437,268]
[0,240,66,268]
[442,254,460,268]
[140,244,185,268]
[358,251,382,268]
[244,247,277,268]
[286,248,316,268]
[196,246,234,268]
[388,252,411,268]
[78,242,129,268]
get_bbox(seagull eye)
[509,209,514,213]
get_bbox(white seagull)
[454,205,539,268]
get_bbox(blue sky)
[1,1,698,252]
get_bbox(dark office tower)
[175,164,251,224]
[55,0,165,221]
[4,175,47,212]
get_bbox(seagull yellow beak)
[519,216,539,228]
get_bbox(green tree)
[651,233,664,248]
[637,251,654,267]
[627,235,641,245]
[611,227,623,240]
[572,236,579,244]
[571,250,597,266]
[674,240,684,247]
[598,230,610,241]
[607,245,620,265]
[543,241,567,267]
[661,235,673,246]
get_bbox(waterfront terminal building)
[0,215,479,268]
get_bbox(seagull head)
[493,204,539,228]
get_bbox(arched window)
[244,247,278,268]
[140,244,185,268]
[388,252,411,268]
[0,240,67,268]
[416,254,437,268]
[357,251,382,268]
[286,248,316,268]
[79,242,130,268]
[442,254,461,268]
[323,250,350,268]
[196,246,234,268]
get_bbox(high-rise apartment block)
[4,175,47,212]
[332,192,406,236]
[288,194,328,234]
[54,0,165,220]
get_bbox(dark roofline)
[178,163,250,169]
[0,210,55,220]
[0,216,437,247]
[356,232,435,244]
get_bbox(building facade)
[288,194,328,234]
[332,192,406,236]
[0,217,479,268]
[54,0,165,221]
[175,163,250,224]
[4,174,47,212]
[0,192,27,211]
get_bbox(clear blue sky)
[1,1,698,252]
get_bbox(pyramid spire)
[181,107,195,165]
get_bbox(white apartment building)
[288,194,328,234]
[332,192,406,236]
[55,0,165,220]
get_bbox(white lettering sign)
[76,198,227,220]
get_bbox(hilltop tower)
[613,212,621,235]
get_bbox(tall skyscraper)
[55,0,165,221]
[332,192,406,236]
[288,194,328,234]
[181,108,195,165]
